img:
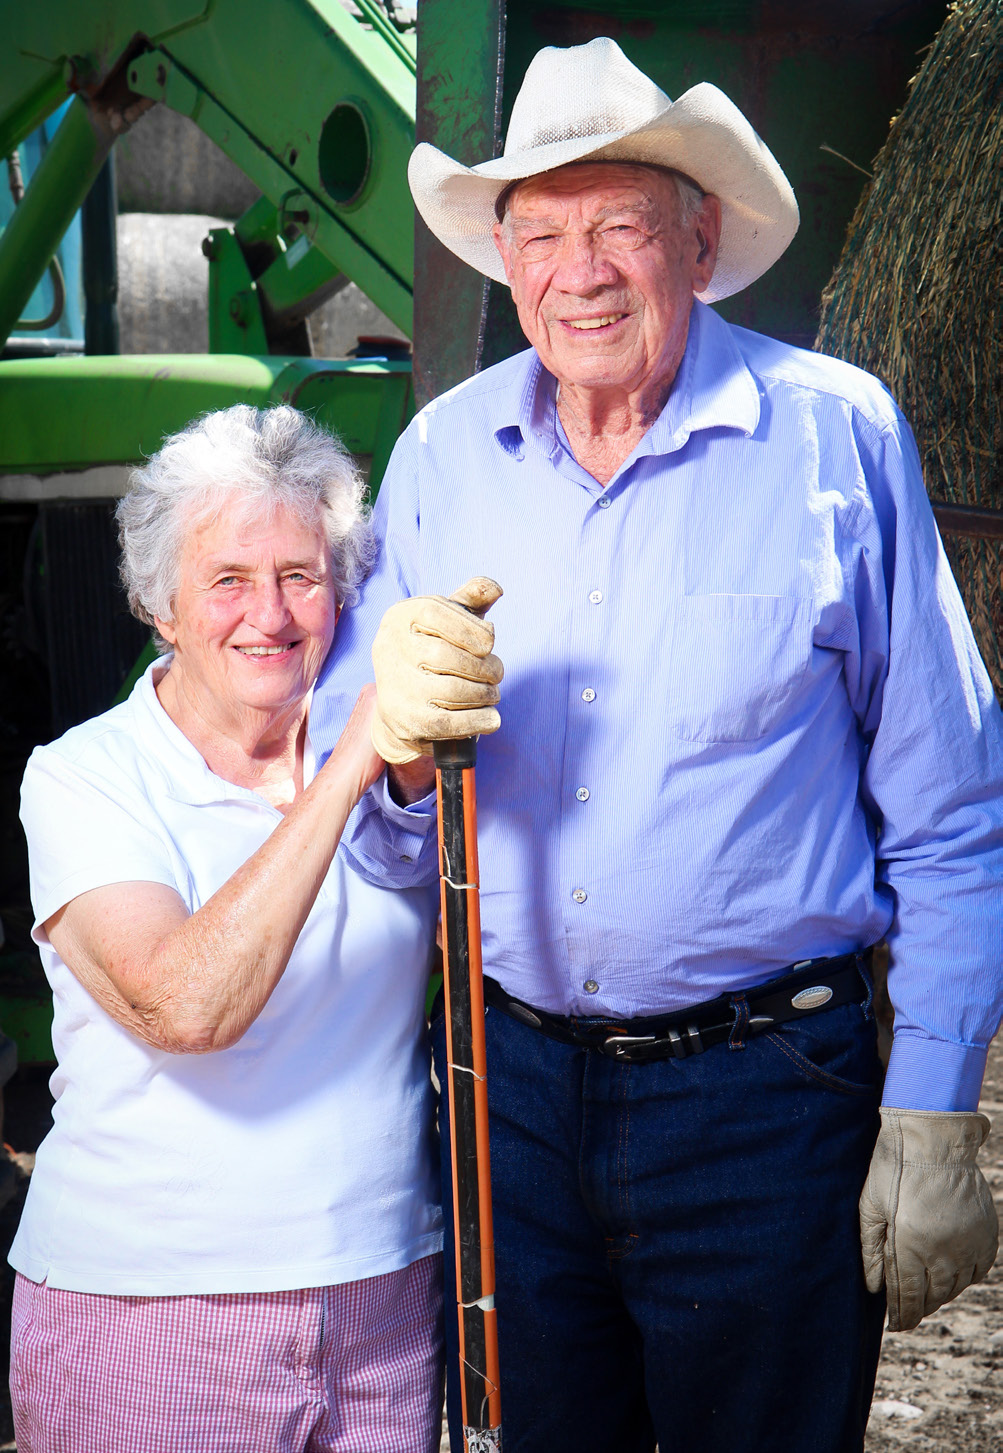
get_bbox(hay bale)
[116,107,260,220]
[815,0,1003,699]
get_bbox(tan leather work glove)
[860,1107,999,1331]
[371,577,504,764]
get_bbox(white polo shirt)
[13,664,442,1296]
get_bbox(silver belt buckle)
[601,1032,657,1059]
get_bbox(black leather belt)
[483,951,871,1063]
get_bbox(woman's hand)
[321,684,384,805]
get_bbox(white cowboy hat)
[408,36,799,303]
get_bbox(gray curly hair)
[116,405,373,649]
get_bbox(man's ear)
[692,194,722,293]
[492,221,514,285]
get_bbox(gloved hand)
[860,1106,999,1331]
[371,577,504,764]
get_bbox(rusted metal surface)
[413,0,506,408]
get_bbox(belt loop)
[728,993,749,1051]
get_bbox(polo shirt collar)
[494,299,761,463]
[132,661,315,809]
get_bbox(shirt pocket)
[666,594,813,744]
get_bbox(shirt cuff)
[882,1030,988,1112]
[367,772,430,842]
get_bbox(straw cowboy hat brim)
[407,38,799,304]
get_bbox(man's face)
[492,163,720,397]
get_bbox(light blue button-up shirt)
[315,300,1003,1113]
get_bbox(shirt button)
[598,496,612,509]
[581,687,596,703]
[576,786,590,802]
[589,589,603,604]
[572,888,588,904]
[399,853,413,863]
[583,979,599,994]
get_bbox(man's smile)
[562,313,627,331]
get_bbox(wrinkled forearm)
[137,806,343,1053]
[49,750,369,1055]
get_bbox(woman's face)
[155,496,337,722]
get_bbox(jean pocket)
[763,1005,882,1097]
[666,594,813,743]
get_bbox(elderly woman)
[10,405,443,1453]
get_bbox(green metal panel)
[205,227,270,354]
[255,235,345,324]
[269,358,413,476]
[0,67,73,165]
[0,355,286,472]
[0,1,210,157]
[215,195,347,354]
[159,0,415,285]
[0,354,413,488]
[273,360,413,482]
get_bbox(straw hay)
[815,0,1003,699]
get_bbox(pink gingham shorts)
[10,1253,444,1453]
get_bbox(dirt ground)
[1,1043,1001,1453]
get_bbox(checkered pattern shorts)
[10,1253,444,1452]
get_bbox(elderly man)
[318,37,1003,1453]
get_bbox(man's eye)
[215,575,239,587]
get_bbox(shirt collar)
[132,660,315,810]
[493,300,761,464]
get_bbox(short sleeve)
[20,744,182,943]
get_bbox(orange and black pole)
[434,736,502,1453]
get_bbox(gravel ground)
[1,1043,1000,1452]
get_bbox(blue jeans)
[430,967,885,1453]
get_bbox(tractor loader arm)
[0,0,416,348]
